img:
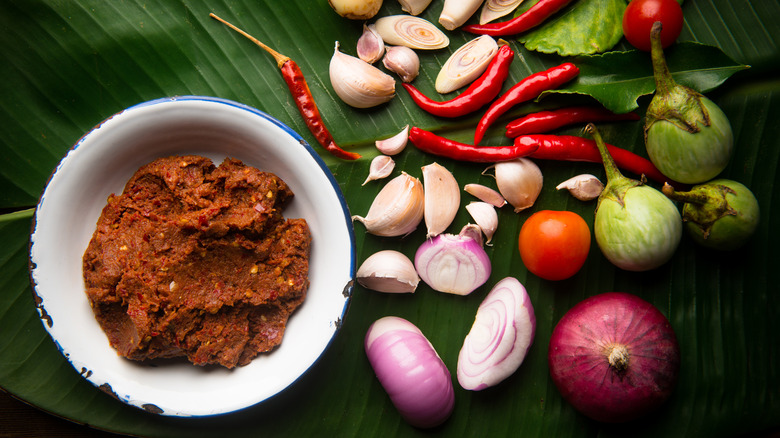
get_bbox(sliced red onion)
[414,224,491,295]
[365,316,455,428]
[457,277,536,390]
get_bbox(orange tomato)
[518,210,591,281]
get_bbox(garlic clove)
[374,15,449,50]
[397,0,434,15]
[439,0,484,31]
[479,0,525,24]
[464,183,507,208]
[356,250,420,293]
[489,158,543,213]
[435,35,498,94]
[375,125,409,155]
[383,45,420,83]
[357,24,385,64]
[352,171,424,237]
[466,202,498,245]
[330,41,396,109]
[328,0,384,20]
[422,162,461,238]
[556,174,604,201]
[363,155,396,185]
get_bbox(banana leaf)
[1,0,778,436]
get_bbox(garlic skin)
[374,15,450,50]
[556,174,604,201]
[383,45,420,83]
[357,24,385,64]
[363,155,396,185]
[375,125,410,155]
[464,183,507,208]
[356,250,420,293]
[490,158,543,213]
[397,0,434,15]
[439,0,484,31]
[422,162,461,238]
[480,0,525,24]
[466,202,498,244]
[330,41,396,109]
[353,172,424,237]
[328,0,383,20]
[436,35,498,94]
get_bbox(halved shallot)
[415,224,491,295]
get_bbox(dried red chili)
[401,44,515,118]
[505,106,640,137]
[210,14,360,160]
[409,127,538,162]
[462,0,576,36]
[474,62,579,144]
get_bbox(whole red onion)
[548,292,680,423]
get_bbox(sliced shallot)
[435,35,499,94]
[374,15,450,50]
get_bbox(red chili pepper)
[463,0,576,36]
[514,134,676,185]
[409,127,539,163]
[505,106,640,137]
[210,14,360,160]
[474,62,579,144]
[401,44,515,118]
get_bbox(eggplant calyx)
[662,182,737,238]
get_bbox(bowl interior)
[29,96,355,417]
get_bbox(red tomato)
[518,210,591,281]
[622,0,684,52]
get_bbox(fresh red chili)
[505,106,640,137]
[409,127,539,162]
[474,62,579,144]
[463,0,576,36]
[210,14,360,160]
[514,134,676,185]
[401,44,515,118]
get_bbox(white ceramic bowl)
[29,96,355,417]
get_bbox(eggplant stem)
[210,13,290,68]
[650,22,674,97]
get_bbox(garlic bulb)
[464,183,507,208]
[330,41,396,109]
[328,0,383,20]
[479,0,525,24]
[490,158,543,213]
[466,202,499,244]
[436,35,498,94]
[422,162,461,238]
[356,250,420,293]
[556,174,604,201]
[363,155,396,185]
[353,172,424,237]
[383,45,420,83]
[375,125,409,155]
[374,15,450,50]
[357,24,385,63]
[439,0,484,31]
[397,0,434,15]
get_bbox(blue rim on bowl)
[28,96,355,417]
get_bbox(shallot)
[414,224,491,295]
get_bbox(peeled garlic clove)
[398,0,434,15]
[363,155,396,186]
[374,15,449,50]
[556,174,604,201]
[464,183,507,208]
[357,24,385,64]
[375,124,409,155]
[490,158,543,213]
[479,0,525,24]
[383,45,420,83]
[353,172,424,237]
[466,202,498,245]
[436,35,498,94]
[439,0,484,31]
[330,41,396,109]
[356,250,420,293]
[423,162,461,238]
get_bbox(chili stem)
[210,13,289,68]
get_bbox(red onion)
[414,224,491,295]
[365,316,455,428]
[457,277,536,390]
[548,292,680,423]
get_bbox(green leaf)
[547,42,750,113]
[519,0,627,56]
